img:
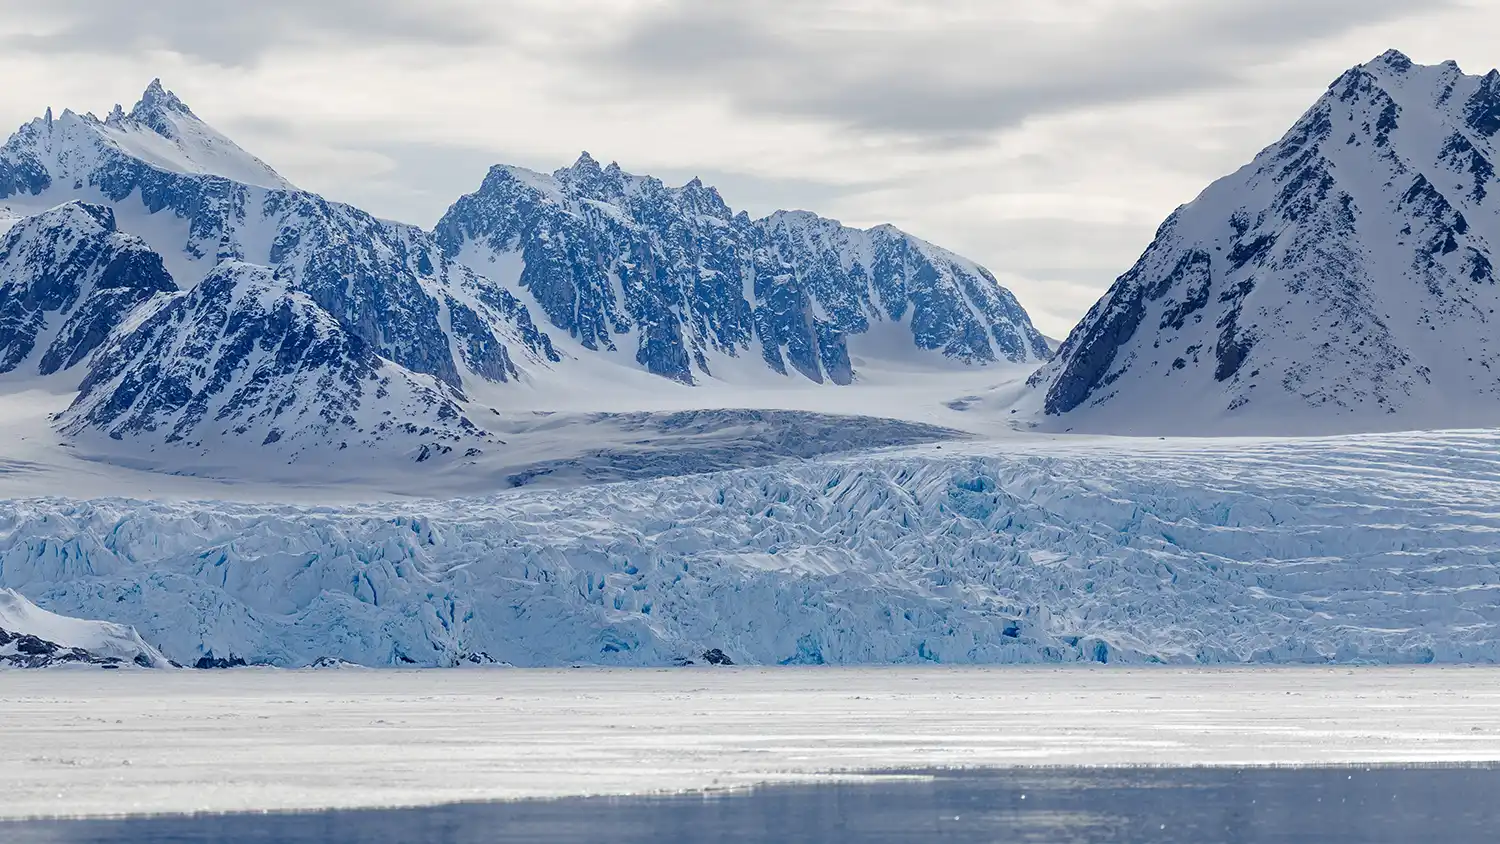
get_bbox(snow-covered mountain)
[0,80,1047,472]
[0,81,558,398]
[97,79,293,191]
[436,153,1050,385]
[0,201,175,376]
[61,261,486,465]
[1032,50,1500,434]
[0,588,168,669]
[0,79,290,200]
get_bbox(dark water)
[7,765,1499,843]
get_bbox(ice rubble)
[4,431,1500,667]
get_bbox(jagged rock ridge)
[436,153,1050,385]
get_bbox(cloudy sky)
[1,0,1496,335]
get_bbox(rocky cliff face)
[61,261,485,462]
[1032,51,1500,434]
[0,201,176,376]
[436,153,1049,385]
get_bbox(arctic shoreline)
[4,666,1500,821]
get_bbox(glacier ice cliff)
[4,432,1500,667]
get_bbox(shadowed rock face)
[62,261,484,462]
[0,201,176,376]
[436,154,1050,385]
[1032,50,1500,435]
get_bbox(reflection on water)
[7,765,1500,843]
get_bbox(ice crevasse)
[3,432,1499,667]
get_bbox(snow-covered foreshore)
[3,666,1500,820]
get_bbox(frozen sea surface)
[3,667,1500,821]
[10,766,1500,843]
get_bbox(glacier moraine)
[4,430,1500,668]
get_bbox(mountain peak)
[554,150,627,200]
[131,79,192,121]
[1371,48,1414,73]
[40,199,118,233]
[1031,48,1500,434]
[17,78,302,191]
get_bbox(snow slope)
[0,588,167,669]
[1032,51,1500,435]
[98,80,293,191]
[6,429,1500,668]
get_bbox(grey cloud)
[242,123,881,228]
[592,0,1452,140]
[5,0,494,66]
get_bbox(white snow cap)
[95,79,295,191]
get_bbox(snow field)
[3,667,1500,820]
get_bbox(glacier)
[4,430,1500,668]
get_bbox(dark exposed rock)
[1032,51,1500,432]
[435,156,1050,384]
[701,648,734,665]
[193,652,247,669]
[0,202,176,376]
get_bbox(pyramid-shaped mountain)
[1032,50,1500,434]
